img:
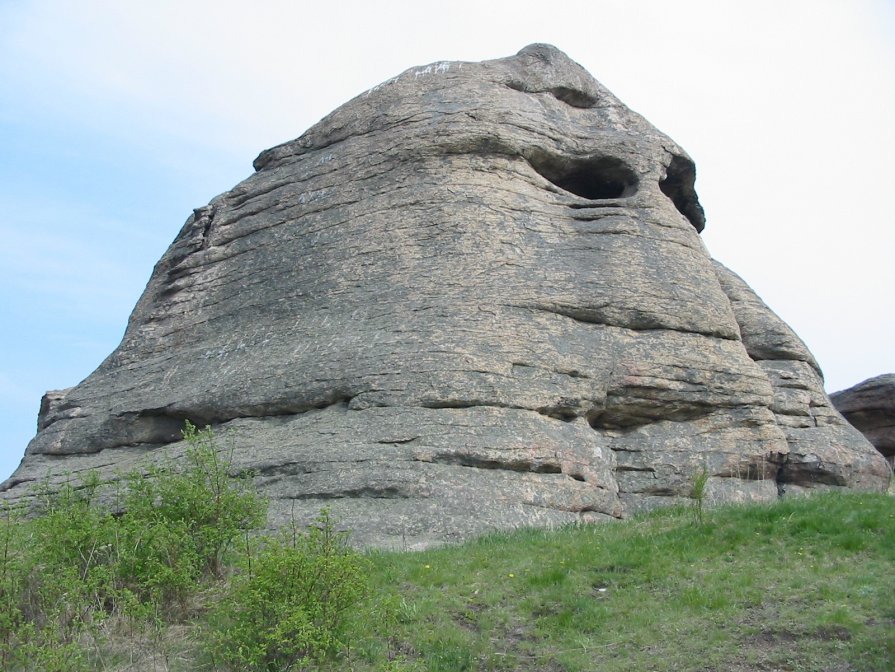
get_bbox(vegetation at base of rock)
[690,464,710,524]
[345,491,894,672]
[0,423,267,670]
[122,420,266,582]
[0,424,892,670]
[206,509,371,671]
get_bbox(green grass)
[11,488,895,671]
[335,491,895,672]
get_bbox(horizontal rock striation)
[831,374,895,468]
[3,45,889,547]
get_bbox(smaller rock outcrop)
[831,375,895,467]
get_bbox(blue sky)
[1,0,893,482]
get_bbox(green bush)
[0,503,27,669]
[115,421,266,609]
[209,509,371,671]
[112,508,201,611]
[0,479,110,671]
[128,421,266,579]
[0,420,267,669]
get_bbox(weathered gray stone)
[831,374,895,467]
[713,263,887,492]
[2,44,889,547]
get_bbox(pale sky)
[1,0,893,482]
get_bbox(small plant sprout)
[691,465,710,525]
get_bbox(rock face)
[2,45,889,547]
[831,375,895,467]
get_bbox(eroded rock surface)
[3,45,889,547]
[831,374,895,467]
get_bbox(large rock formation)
[2,45,889,547]
[831,375,895,467]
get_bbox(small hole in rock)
[548,86,597,108]
[528,152,638,200]
[505,81,596,109]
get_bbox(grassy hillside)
[99,492,895,671]
[350,491,894,672]
[2,430,892,671]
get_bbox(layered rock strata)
[831,374,895,467]
[3,45,889,547]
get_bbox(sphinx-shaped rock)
[3,45,889,547]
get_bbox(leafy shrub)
[115,421,266,609]
[129,421,266,578]
[0,420,267,669]
[209,509,371,671]
[112,507,201,612]
[0,503,28,669]
[0,479,110,671]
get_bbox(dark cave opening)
[659,154,706,232]
[528,153,639,200]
